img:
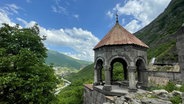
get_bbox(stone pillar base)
[103,85,112,91]
[93,82,100,86]
[128,88,137,92]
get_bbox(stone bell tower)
[93,14,149,94]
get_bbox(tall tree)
[0,24,58,103]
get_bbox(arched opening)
[136,59,146,87]
[96,59,104,85]
[110,58,128,85]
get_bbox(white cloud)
[15,17,99,61]
[125,19,141,33]
[26,0,31,3]
[16,17,36,27]
[5,4,20,15]
[51,0,79,20]
[0,4,19,27]
[51,0,68,15]
[106,11,113,19]
[107,0,171,33]
[51,5,67,14]
[39,26,99,61]
[73,14,79,19]
[0,4,99,61]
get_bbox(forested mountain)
[135,0,184,63]
[46,50,91,69]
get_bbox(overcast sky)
[0,0,171,61]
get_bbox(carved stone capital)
[128,66,136,72]
[104,65,111,71]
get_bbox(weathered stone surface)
[124,94,133,102]
[141,98,172,104]
[152,89,168,95]
[84,85,183,104]
[83,85,115,104]
[152,89,169,100]
[176,25,184,83]
[182,92,184,103]
[131,99,140,104]
[176,84,182,88]
[171,90,182,96]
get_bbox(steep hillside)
[57,64,94,104]
[135,0,184,63]
[66,64,94,82]
[46,50,91,69]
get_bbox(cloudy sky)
[0,0,171,61]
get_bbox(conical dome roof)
[94,22,149,49]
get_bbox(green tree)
[113,62,124,81]
[0,24,58,103]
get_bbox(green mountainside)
[135,0,184,63]
[57,64,94,104]
[46,50,91,69]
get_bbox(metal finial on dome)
[116,13,119,23]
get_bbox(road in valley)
[55,77,71,95]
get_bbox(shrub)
[170,95,182,104]
[165,81,176,92]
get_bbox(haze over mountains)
[46,50,91,69]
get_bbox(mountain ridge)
[135,0,184,63]
[46,50,91,69]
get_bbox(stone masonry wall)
[176,25,184,83]
[83,84,114,104]
[147,71,181,85]
[94,45,147,66]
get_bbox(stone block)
[103,85,112,91]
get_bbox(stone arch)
[94,57,105,85]
[134,56,146,67]
[135,56,147,87]
[109,55,130,85]
[95,56,105,67]
[109,55,130,66]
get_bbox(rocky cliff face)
[84,84,184,104]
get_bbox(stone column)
[103,65,112,91]
[99,68,102,83]
[176,24,184,83]
[141,69,148,89]
[128,63,137,92]
[93,67,98,85]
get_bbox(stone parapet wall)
[83,84,114,104]
[147,71,181,85]
[83,84,184,104]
